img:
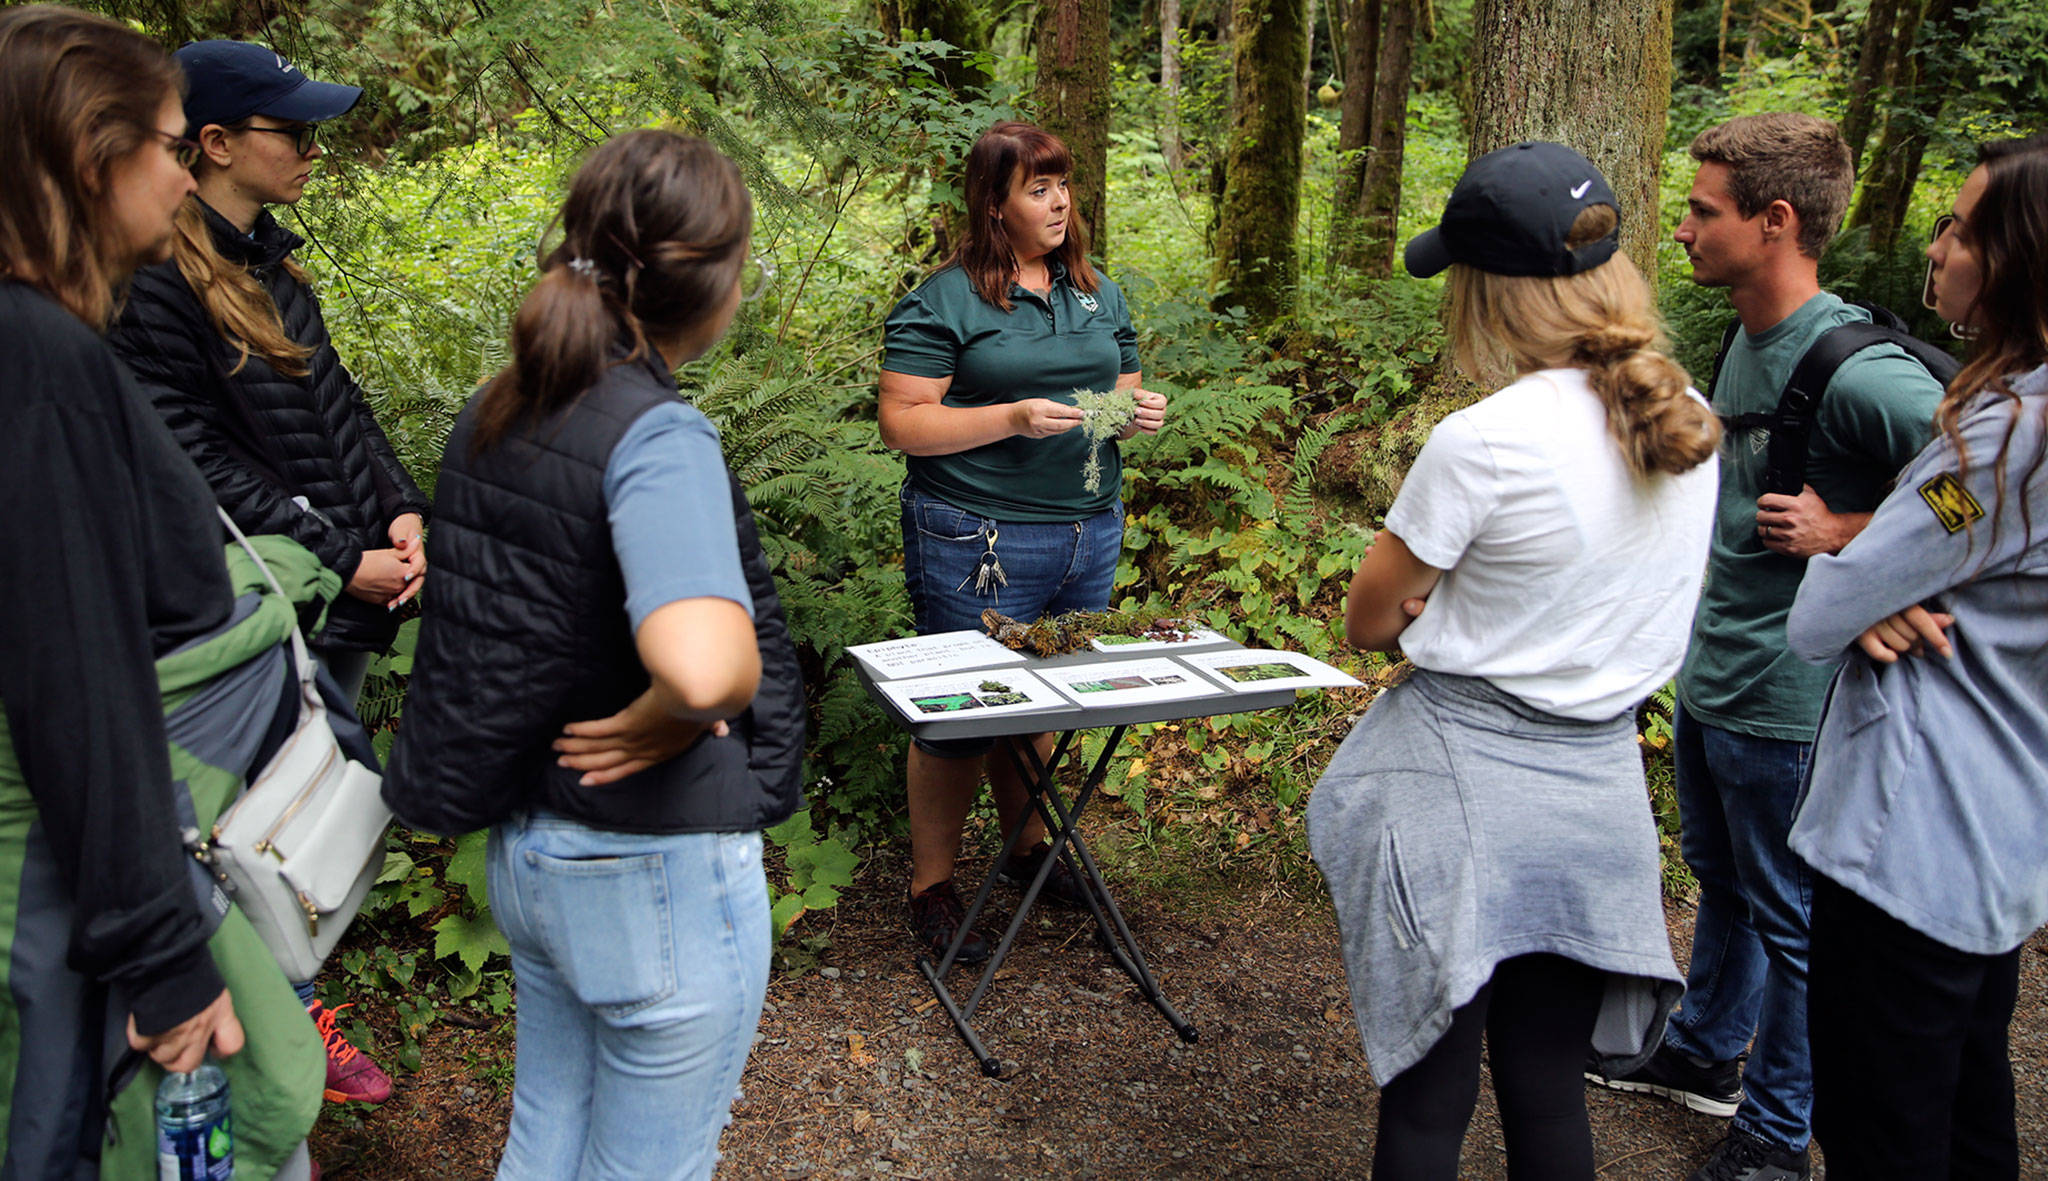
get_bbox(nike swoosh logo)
[1571,181,1593,199]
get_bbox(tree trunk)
[1839,0,1905,165]
[1330,0,1383,270]
[1468,0,1675,282]
[1205,4,1236,246]
[1213,0,1309,319]
[878,0,993,95]
[1848,0,1970,254]
[1161,0,1185,170]
[1303,0,1320,94]
[1035,0,1114,259]
[1355,0,1416,276]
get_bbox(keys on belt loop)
[957,527,1008,595]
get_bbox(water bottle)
[156,1061,233,1180]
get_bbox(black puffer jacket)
[109,201,428,652]
[386,353,806,836]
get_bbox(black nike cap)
[175,40,362,133]
[1404,141,1621,279]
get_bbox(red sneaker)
[308,998,394,1104]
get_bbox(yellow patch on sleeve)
[1917,471,1985,534]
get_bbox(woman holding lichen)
[878,120,1168,963]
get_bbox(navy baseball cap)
[1404,142,1621,279]
[175,41,362,132]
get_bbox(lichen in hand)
[1071,387,1139,494]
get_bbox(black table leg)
[915,730,1077,1076]
[1009,732,1198,1043]
[917,726,1199,1074]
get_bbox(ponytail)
[470,130,751,456]
[1448,205,1720,479]
[470,250,637,454]
[1574,320,1721,478]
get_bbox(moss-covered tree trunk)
[1331,0,1383,271]
[1213,0,1308,319]
[1468,0,1674,281]
[1839,0,1906,165]
[1354,0,1417,276]
[1036,0,1113,260]
[1847,0,1971,254]
[1161,0,1185,171]
[876,0,993,94]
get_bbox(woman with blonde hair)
[107,38,422,1105]
[1309,142,1721,1177]
[109,41,428,711]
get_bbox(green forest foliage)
[85,0,2043,1014]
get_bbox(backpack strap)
[1705,317,1742,402]
[1764,321,1962,495]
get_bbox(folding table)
[856,638,1296,1075]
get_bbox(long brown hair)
[0,5,184,327]
[1935,133,2048,553]
[170,198,315,376]
[950,121,1099,312]
[1448,204,1721,479]
[472,130,751,453]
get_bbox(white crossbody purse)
[209,509,392,981]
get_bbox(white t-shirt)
[1385,368,1719,721]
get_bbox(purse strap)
[216,507,316,688]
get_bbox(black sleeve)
[0,350,224,1035]
[108,275,363,583]
[337,357,430,528]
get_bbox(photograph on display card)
[1040,659,1220,708]
[1179,648,1363,693]
[877,668,1070,722]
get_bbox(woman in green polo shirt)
[879,120,1168,962]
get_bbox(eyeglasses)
[739,254,775,303]
[241,123,320,156]
[151,128,202,169]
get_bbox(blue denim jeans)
[899,482,1123,757]
[487,814,770,1180]
[1666,704,1815,1152]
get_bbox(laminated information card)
[847,630,1027,681]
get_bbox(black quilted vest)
[384,352,805,835]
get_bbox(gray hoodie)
[1787,363,2048,955]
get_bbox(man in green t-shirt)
[1588,114,1944,1181]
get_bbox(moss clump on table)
[980,607,1204,657]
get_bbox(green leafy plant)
[766,809,859,942]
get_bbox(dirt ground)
[311,852,2048,1179]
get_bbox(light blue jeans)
[488,813,770,1180]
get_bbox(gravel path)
[718,864,2048,1179]
[313,849,2048,1178]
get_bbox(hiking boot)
[908,879,989,964]
[1586,1042,1743,1117]
[1688,1128,1812,1181]
[309,998,393,1104]
[996,842,1092,909]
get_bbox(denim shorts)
[899,481,1123,757]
